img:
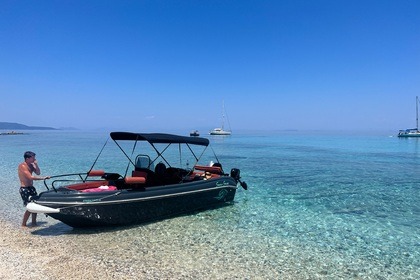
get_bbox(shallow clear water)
[1,130,419,279]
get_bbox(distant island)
[0,122,57,130]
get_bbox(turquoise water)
[0,130,419,279]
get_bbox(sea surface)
[0,130,419,279]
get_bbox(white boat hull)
[210,131,231,135]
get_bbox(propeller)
[240,180,248,190]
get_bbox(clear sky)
[1,1,419,132]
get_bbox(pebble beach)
[1,215,300,280]
[1,216,301,280]
[0,219,110,280]
[2,214,418,280]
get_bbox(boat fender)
[27,202,60,214]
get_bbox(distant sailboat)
[210,101,232,136]
[398,96,420,137]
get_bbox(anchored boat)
[27,132,247,228]
[210,101,232,135]
[398,96,420,137]
[189,130,200,137]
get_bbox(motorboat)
[189,130,200,137]
[398,96,420,137]
[0,131,24,135]
[27,132,247,228]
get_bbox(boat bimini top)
[110,132,210,146]
[109,132,217,173]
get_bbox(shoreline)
[1,218,285,280]
[0,218,111,280]
[1,217,418,280]
[0,217,296,280]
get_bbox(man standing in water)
[18,151,50,227]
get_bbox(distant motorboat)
[210,101,232,136]
[0,131,24,135]
[190,130,200,137]
[398,96,420,137]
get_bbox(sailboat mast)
[221,101,225,130]
[416,96,419,131]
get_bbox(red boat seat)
[125,176,146,184]
[194,165,223,175]
[67,180,109,191]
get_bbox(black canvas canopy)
[110,132,209,146]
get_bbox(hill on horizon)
[0,122,57,130]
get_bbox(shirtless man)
[18,151,50,227]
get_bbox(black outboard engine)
[230,168,247,190]
[230,168,241,181]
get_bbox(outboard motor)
[230,168,241,181]
[230,168,248,190]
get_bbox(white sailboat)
[210,101,232,136]
[398,96,420,137]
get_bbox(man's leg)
[22,210,31,227]
[31,213,37,226]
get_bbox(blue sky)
[1,1,419,132]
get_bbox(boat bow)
[27,202,60,214]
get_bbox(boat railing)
[43,170,121,192]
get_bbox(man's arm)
[19,163,45,181]
[32,160,41,175]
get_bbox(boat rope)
[209,145,222,169]
[124,136,139,177]
[149,143,171,167]
[85,137,110,181]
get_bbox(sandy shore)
[0,219,112,280]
